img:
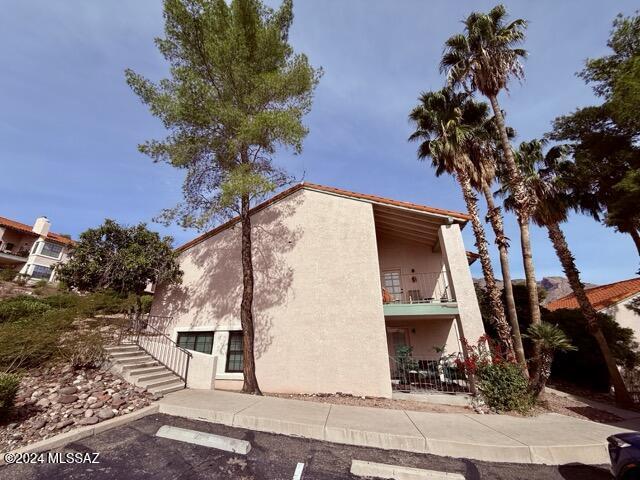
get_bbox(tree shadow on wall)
[151,193,303,360]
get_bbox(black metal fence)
[389,353,473,394]
[118,314,192,386]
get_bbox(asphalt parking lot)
[0,413,613,479]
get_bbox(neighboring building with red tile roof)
[0,215,75,283]
[547,277,640,340]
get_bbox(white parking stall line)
[292,462,305,480]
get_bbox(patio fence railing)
[381,272,452,304]
[389,353,473,395]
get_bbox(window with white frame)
[31,265,52,280]
[40,241,63,258]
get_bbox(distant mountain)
[473,276,598,305]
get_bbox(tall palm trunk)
[546,222,632,405]
[487,94,542,383]
[458,168,514,359]
[240,192,262,395]
[629,228,640,256]
[482,183,527,373]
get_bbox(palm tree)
[502,139,633,405]
[440,5,544,336]
[467,121,526,372]
[409,88,514,359]
[524,322,575,398]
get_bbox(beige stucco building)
[0,216,74,282]
[151,183,486,398]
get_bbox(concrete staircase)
[105,344,185,396]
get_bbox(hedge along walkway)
[158,389,631,466]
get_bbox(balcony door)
[386,327,410,358]
[382,270,402,303]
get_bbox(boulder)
[84,409,94,418]
[31,418,47,430]
[58,394,78,404]
[56,419,74,429]
[77,417,99,426]
[59,386,78,395]
[97,408,114,420]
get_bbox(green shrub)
[40,293,81,310]
[140,295,153,313]
[0,296,51,322]
[0,373,21,422]
[477,362,534,413]
[0,319,60,370]
[0,269,17,282]
[57,330,106,368]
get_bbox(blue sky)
[1,0,637,284]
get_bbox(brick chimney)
[32,216,51,238]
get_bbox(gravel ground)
[267,390,624,422]
[0,413,613,480]
[267,392,473,414]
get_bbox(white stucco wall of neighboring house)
[152,188,393,397]
[20,239,71,282]
[602,294,640,342]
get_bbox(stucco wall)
[376,236,448,300]
[603,294,640,341]
[438,224,486,345]
[385,317,461,359]
[377,236,445,275]
[152,188,392,397]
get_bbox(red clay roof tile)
[546,277,640,312]
[176,182,470,253]
[0,216,75,246]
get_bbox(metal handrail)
[120,314,192,386]
[381,271,453,304]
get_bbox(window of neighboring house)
[40,241,63,258]
[177,331,214,354]
[4,242,15,252]
[225,331,244,373]
[31,265,52,280]
[30,241,40,254]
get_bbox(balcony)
[380,271,458,316]
[0,249,29,265]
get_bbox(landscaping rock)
[56,419,74,429]
[31,418,47,430]
[58,394,78,404]
[97,408,114,420]
[1,358,154,453]
[58,386,78,395]
[77,417,98,426]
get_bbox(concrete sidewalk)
[159,389,631,466]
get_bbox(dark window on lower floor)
[31,264,52,280]
[177,331,214,354]
[226,331,244,373]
